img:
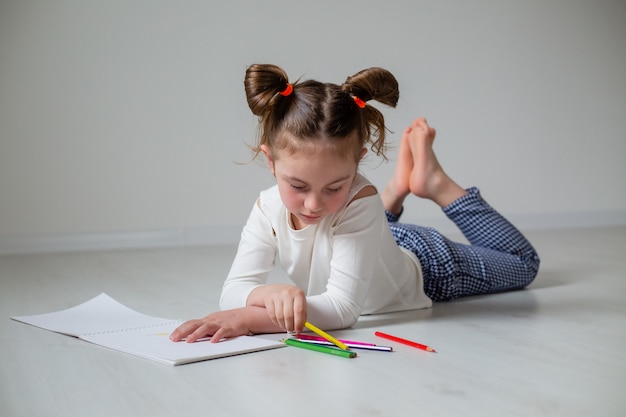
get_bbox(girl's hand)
[169,308,255,343]
[247,284,307,333]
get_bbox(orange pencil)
[375,331,436,353]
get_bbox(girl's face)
[262,143,365,230]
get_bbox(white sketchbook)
[11,293,284,366]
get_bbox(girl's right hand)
[247,284,307,333]
[169,308,254,343]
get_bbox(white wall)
[1,0,625,254]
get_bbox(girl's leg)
[388,203,540,301]
[383,118,540,300]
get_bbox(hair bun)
[244,64,291,116]
[343,67,399,108]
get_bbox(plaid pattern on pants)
[386,187,540,301]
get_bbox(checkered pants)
[386,187,540,301]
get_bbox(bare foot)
[381,127,413,215]
[407,117,466,207]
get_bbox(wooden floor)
[1,226,624,417]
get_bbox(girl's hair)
[244,64,399,162]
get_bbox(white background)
[1,0,624,252]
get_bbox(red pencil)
[375,331,436,353]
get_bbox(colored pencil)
[297,334,376,346]
[283,338,357,358]
[374,331,436,353]
[295,338,393,352]
[304,321,349,350]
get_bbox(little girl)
[171,64,540,343]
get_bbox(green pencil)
[283,338,357,358]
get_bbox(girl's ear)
[359,148,367,161]
[260,144,275,176]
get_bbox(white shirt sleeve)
[219,200,277,310]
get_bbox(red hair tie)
[279,83,293,96]
[353,96,366,109]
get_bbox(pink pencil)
[297,333,376,346]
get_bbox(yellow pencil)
[304,321,348,350]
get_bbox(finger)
[282,303,295,332]
[186,323,215,343]
[292,296,307,334]
[169,327,184,342]
[265,299,281,328]
[210,327,227,343]
[211,327,250,343]
[274,299,291,331]
[169,320,201,342]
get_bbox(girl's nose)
[304,193,323,212]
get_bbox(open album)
[11,293,284,365]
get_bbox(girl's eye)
[290,184,305,191]
[327,187,342,193]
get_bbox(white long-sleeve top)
[220,173,432,330]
